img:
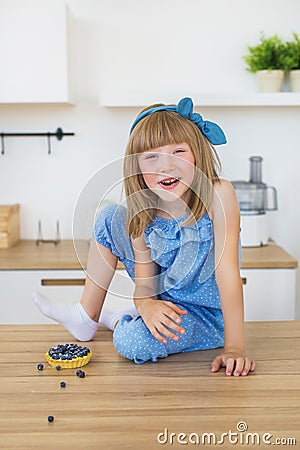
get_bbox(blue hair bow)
[129,97,227,145]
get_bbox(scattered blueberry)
[37,363,44,371]
[60,381,66,388]
[55,365,61,371]
[76,369,85,378]
[48,416,54,423]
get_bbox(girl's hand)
[211,351,256,376]
[135,298,187,344]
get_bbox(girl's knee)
[112,316,149,362]
[113,315,167,364]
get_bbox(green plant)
[244,33,285,73]
[278,33,300,71]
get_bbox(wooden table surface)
[0,321,299,449]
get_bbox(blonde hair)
[123,105,221,238]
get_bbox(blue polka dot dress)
[94,204,224,364]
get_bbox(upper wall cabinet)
[0,2,71,104]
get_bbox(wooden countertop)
[0,239,89,270]
[0,321,299,449]
[242,242,298,269]
[0,239,297,270]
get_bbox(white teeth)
[160,178,179,186]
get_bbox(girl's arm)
[132,234,187,344]
[209,179,256,376]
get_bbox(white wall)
[0,0,300,316]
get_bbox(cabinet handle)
[41,279,85,286]
[241,277,247,285]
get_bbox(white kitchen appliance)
[231,156,278,247]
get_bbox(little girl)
[33,97,256,376]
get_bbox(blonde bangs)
[129,111,200,154]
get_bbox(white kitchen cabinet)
[0,2,71,103]
[0,268,135,325]
[241,268,296,321]
[0,270,84,324]
[0,267,295,323]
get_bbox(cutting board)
[0,204,20,248]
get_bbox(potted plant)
[244,33,285,92]
[278,33,300,92]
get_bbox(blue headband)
[129,97,227,145]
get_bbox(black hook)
[1,134,4,155]
[47,133,51,155]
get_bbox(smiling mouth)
[159,177,180,188]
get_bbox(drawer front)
[241,268,295,321]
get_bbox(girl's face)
[138,143,195,205]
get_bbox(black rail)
[0,127,75,154]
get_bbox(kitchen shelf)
[101,92,300,108]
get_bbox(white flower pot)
[290,70,300,92]
[256,70,284,92]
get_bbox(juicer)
[231,156,278,247]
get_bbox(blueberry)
[60,381,66,388]
[48,415,54,423]
[55,365,61,371]
[76,369,85,378]
[37,363,44,371]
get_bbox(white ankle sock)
[32,291,98,341]
[99,306,138,331]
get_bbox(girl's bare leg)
[81,239,118,321]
